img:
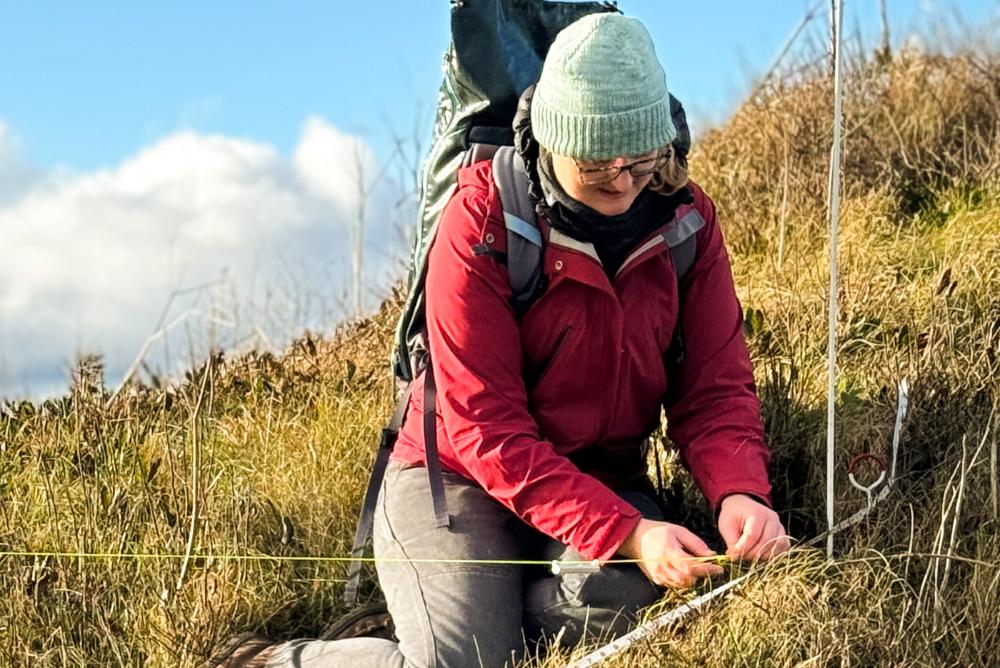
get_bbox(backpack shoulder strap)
[343,384,411,606]
[663,197,708,405]
[491,146,545,316]
[664,205,706,281]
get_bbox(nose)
[606,164,635,191]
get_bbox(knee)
[569,565,660,612]
[523,566,661,650]
[523,565,661,629]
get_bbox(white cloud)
[0,118,413,399]
[295,115,382,212]
[0,122,45,206]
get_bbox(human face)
[550,149,661,216]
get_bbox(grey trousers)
[266,461,663,668]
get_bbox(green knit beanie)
[531,13,676,161]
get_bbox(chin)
[593,200,633,216]
[586,190,640,217]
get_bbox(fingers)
[643,563,685,588]
[635,544,723,588]
[765,533,791,560]
[717,509,743,552]
[660,545,724,586]
[626,521,727,588]
[672,527,724,580]
[667,554,725,582]
[729,514,763,560]
[719,495,792,562]
[742,521,775,560]
[688,559,725,579]
[658,565,692,589]
[673,525,716,558]
[731,514,791,561]
[772,531,792,556]
[645,559,722,588]
[745,522,791,561]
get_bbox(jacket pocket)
[527,325,572,390]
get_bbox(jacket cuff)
[588,510,643,562]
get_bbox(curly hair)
[649,143,689,196]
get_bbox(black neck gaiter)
[537,151,691,277]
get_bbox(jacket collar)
[544,201,700,286]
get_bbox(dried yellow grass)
[1,48,999,666]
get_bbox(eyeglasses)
[574,148,670,185]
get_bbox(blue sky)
[0,0,996,399]
[4,1,996,172]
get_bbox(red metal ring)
[847,452,888,476]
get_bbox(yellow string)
[0,550,731,567]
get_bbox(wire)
[0,550,730,568]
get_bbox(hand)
[619,518,724,588]
[717,494,790,562]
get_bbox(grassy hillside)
[2,49,998,666]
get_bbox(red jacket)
[393,160,772,562]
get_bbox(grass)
[2,46,999,666]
